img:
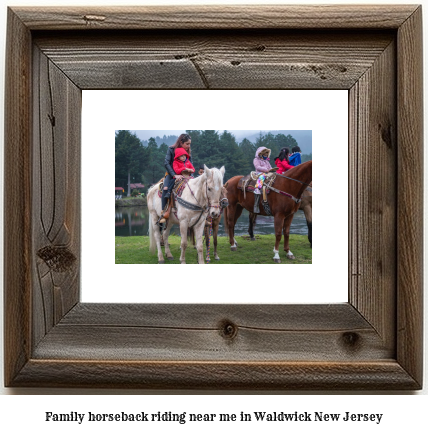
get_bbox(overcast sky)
[130,130,258,141]
[131,130,309,141]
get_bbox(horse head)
[204,165,225,218]
[220,182,229,209]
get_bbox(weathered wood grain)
[349,39,397,351]
[12,5,419,30]
[38,304,389,362]
[61,303,369,329]
[12,361,419,390]
[396,6,424,387]
[34,31,394,89]
[32,46,81,348]
[4,8,32,389]
[3,5,423,390]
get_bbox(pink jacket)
[275,157,294,174]
[253,146,272,173]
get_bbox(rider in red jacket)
[172,147,195,175]
[275,148,294,174]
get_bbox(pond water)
[115,206,308,238]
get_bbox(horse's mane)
[275,160,311,180]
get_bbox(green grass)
[115,234,311,264]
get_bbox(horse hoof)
[215,257,220,261]
[274,259,281,264]
[159,260,165,264]
[287,255,295,260]
[231,247,237,251]
[167,256,174,261]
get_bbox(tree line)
[115,130,312,196]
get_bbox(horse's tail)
[223,206,229,236]
[147,188,157,253]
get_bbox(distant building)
[115,187,124,200]
[129,183,145,191]
[129,183,145,196]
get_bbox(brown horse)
[224,161,312,262]
[248,182,312,256]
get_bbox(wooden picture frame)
[4,5,423,390]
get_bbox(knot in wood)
[341,332,361,350]
[37,245,76,272]
[378,123,393,149]
[83,15,106,23]
[219,320,238,340]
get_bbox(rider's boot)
[254,193,261,213]
[158,187,171,225]
[159,198,172,224]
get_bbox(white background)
[0,0,427,430]
[82,89,348,304]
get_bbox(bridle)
[175,174,222,228]
[204,177,222,212]
[220,196,229,208]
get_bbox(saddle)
[157,177,188,199]
[238,172,277,201]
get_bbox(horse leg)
[150,211,165,264]
[228,203,243,251]
[192,227,197,249]
[194,222,206,264]
[273,214,286,263]
[302,204,312,248]
[248,212,257,241]
[226,206,237,250]
[163,223,174,260]
[179,221,189,264]
[204,223,210,262]
[212,218,220,260]
[282,213,296,260]
[203,219,218,262]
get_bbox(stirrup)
[156,211,167,226]
[156,215,165,226]
[158,211,168,225]
[158,199,171,224]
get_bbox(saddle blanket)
[237,174,274,194]
[239,184,271,194]
[157,178,188,198]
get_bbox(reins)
[175,175,221,230]
[267,166,312,203]
[267,185,302,204]
[275,172,312,188]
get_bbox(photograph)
[82,89,346,305]
[115,129,313,265]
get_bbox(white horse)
[148,165,225,264]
